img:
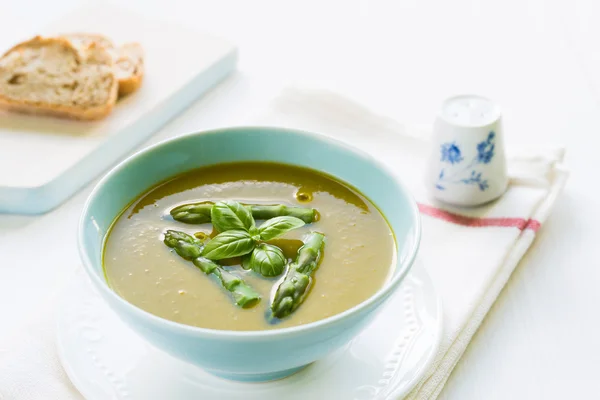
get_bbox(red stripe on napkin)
[418,203,541,232]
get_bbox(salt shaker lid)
[438,95,502,128]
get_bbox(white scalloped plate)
[56,262,442,400]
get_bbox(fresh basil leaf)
[249,244,286,277]
[258,216,305,241]
[241,254,252,270]
[201,230,255,260]
[211,200,255,233]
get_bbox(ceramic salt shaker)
[426,95,508,206]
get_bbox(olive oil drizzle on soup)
[103,162,396,331]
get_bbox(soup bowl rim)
[78,125,422,339]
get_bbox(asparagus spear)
[163,230,260,308]
[250,205,315,224]
[193,257,260,307]
[170,202,316,224]
[270,232,325,319]
[170,203,213,224]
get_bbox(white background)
[0,0,598,398]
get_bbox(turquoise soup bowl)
[79,126,421,382]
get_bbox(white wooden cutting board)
[0,4,237,214]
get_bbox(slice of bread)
[0,36,118,120]
[114,42,144,96]
[62,33,143,96]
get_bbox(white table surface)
[0,0,598,398]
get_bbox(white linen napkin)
[0,87,567,400]
[256,87,568,400]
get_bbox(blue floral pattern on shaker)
[436,131,496,191]
[476,132,495,164]
[440,142,463,164]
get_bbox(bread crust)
[61,32,115,50]
[0,95,115,120]
[1,35,82,62]
[0,35,118,120]
[116,42,144,96]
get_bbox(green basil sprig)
[241,254,252,270]
[258,216,306,241]
[211,200,255,233]
[201,200,306,276]
[201,230,255,260]
[249,244,286,277]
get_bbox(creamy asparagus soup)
[103,162,396,330]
